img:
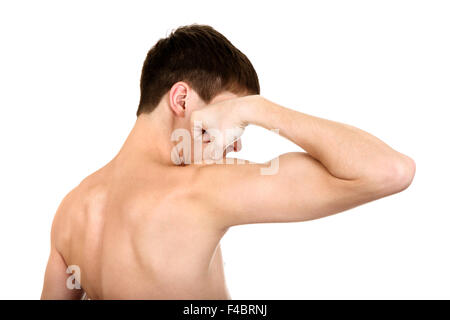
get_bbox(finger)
[203,128,225,161]
[204,141,223,161]
[223,139,241,157]
[191,119,205,140]
[202,130,211,143]
[224,144,235,156]
[234,139,242,152]
[223,127,244,150]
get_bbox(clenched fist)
[190,95,258,161]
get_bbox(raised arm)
[192,95,415,227]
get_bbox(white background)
[0,0,449,299]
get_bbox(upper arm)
[41,246,83,300]
[41,204,83,300]
[197,152,383,227]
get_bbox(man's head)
[136,24,260,117]
[136,24,259,163]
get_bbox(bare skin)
[41,84,415,299]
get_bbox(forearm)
[243,95,414,182]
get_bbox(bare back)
[52,159,230,299]
[42,94,414,300]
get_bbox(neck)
[116,105,177,166]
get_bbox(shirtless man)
[41,24,415,299]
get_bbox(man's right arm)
[193,95,415,227]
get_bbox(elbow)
[390,154,415,192]
[368,154,416,197]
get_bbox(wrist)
[239,95,275,128]
[238,95,266,126]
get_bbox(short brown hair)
[136,24,260,116]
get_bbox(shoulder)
[49,185,79,252]
[51,175,101,246]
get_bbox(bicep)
[202,152,375,227]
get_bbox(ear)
[169,82,189,117]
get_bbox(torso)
[52,158,230,299]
